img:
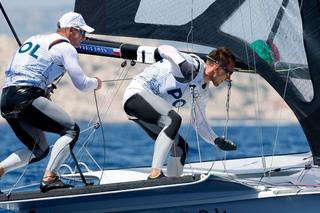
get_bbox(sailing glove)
[214,136,237,151]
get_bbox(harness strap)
[48,39,69,50]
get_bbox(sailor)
[0,11,102,192]
[123,45,237,179]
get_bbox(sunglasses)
[72,27,86,36]
[206,56,234,77]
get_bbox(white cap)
[58,12,94,33]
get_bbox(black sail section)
[75,0,246,47]
[75,0,320,164]
[297,0,320,165]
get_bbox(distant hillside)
[0,35,297,124]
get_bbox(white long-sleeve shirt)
[4,33,98,92]
[123,45,218,144]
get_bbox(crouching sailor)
[0,11,102,192]
[123,45,237,180]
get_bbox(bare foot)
[149,168,162,178]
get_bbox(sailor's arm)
[156,45,185,64]
[191,98,218,144]
[192,96,237,151]
[61,45,101,91]
[158,45,198,79]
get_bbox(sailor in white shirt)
[0,11,102,192]
[123,45,237,179]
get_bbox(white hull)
[1,152,319,213]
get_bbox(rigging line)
[76,64,132,182]
[186,0,194,52]
[74,128,101,169]
[45,140,86,186]
[101,77,133,83]
[100,65,130,119]
[93,89,107,185]
[0,1,21,46]
[192,100,203,171]
[84,147,103,171]
[185,116,195,176]
[261,1,272,35]
[170,90,192,177]
[222,80,232,138]
[59,124,100,176]
[87,64,129,127]
[239,1,266,181]
[221,80,232,173]
[254,74,266,172]
[61,136,102,179]
[69,148,88,185]
[1,182,39,192]
[172,83,197,177]
[238,0,250,66]
[246,0,267,176]
[268,62,291,178]
[204,160,215,176]
[6,131,42,197]
[237,1,267,177]
[239,67,308,73]
[80,134,103,171]
[296,159,313,183]
[174,80,206,176]
[175,80,204,177]
[193,98,230,176]
[97,64,131,123]
[80,124,100,134]
[90,65,131,181]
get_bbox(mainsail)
[75,0,320,164]
[2,1,320,212]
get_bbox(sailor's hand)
[214,136,237,151]
[95,77,102,90]
[45,84,57,100]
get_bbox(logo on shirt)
[18,42,40,59]
[167,88,186,107]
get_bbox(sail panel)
[220,0,306,65]
[75,0,314,102]
[75,0,320,164]
[135,0,217,25]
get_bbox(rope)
[5,131,42,196]
[93,90,107,184]
[186,0,194,52]
[222,80,232,137]
[268,63,292,177]
[101,78,132,83]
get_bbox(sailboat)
[1,0,320,212]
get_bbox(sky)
[0,0,75,40]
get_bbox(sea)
[0,121,309,212]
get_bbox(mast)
[0,1,21,46]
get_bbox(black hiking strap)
[48,39,69,50]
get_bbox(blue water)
[0,122,309,212]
